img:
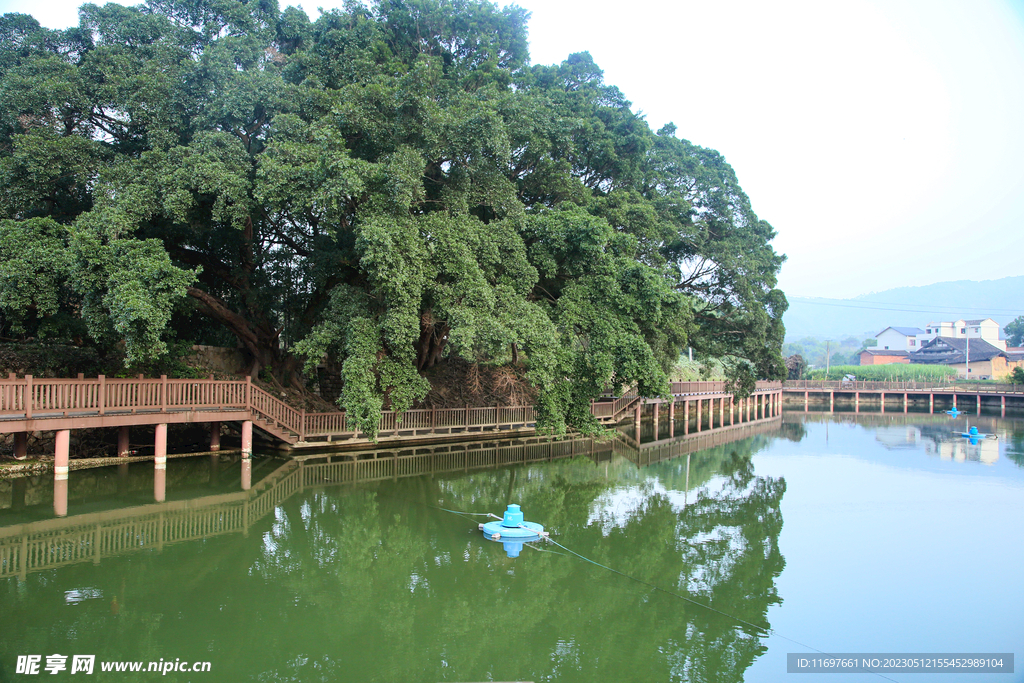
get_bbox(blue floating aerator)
[480,504,547,557]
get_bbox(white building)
[918,318,1005,351]
[875,327,925,352]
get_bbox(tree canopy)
[1005,316,1024,348]
[0,0,787,437]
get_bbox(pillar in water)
[154,465,166,503]
[154,423,167,469]
[118,426,130,458]
[242,420,253,458]
[209,421,221,451]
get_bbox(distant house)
[875,327,925,352]
[910,336,1022,380]
[919,318,1005,351]
[859,349,910,365]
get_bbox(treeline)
[0,0,786,436]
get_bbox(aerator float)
[480,504,549,558]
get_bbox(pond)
[1,413,1022,682]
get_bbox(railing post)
[24,375,32,420]
[300,408,306,442]
[160,375,167,412]
[466,404,470,428]
[98,375,105,415]
[245,376,252,411]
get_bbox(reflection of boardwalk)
[0,419,783,579]
[0,435,608,579]
[625,418,782,467]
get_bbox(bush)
[805,364,957,382]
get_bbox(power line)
[789,300,1024,316]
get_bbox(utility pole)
[965,333,970,381]
[825,340,832,378]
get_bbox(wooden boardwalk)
[782,380,1024,415]
[0,375,781,453]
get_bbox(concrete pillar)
[53,477,68,518]
[117,426,130,458]
[904,393,908,413]
[669,401,675,438]
[977,394,981,415]
[952,394,957,409]
[730,396,734,425]
[880,392,885,413]
[829,391,834,412]
[684,400,689,434]
[13,432,27,459]
[653,403,660,440]
[209,422,221,451]
[634,404,641,432]
[154,423,167,469]
[855,392,860,413]
[154,465,166,503]
[804,390,809,412]
[929,393,934,414]
[242,420,253,458]
[54,429,70,481]
[720,396,725,426]
[1001,395,1006,417]
[241,458,252,491]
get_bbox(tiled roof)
[910,336,1005,364]
[861,349,909,356]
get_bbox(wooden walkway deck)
[0,375,781,446]
[0,374,782,490]
[782,380,1024,414]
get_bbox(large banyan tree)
[0,0,787,436]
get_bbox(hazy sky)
[4,0,1024,299]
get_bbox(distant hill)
[783,276,1024,341]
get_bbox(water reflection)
[0,423,786,682]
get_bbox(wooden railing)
[670,380,781,394]
[0,373,784,443]
[0,375,248,419]
[248,383,304,436]
[784,380,1024,394]
[304,405,536,439]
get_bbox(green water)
[1,413,1023,682]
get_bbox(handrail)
[782,379,1024,394]
[0,374,786,443]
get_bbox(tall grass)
[805,365,957,382]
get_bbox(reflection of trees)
[1005,427,1024,467]
[0,434,786,683]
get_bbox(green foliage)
[670,357,726,381]
[1005,316,1024,348]
[785,354,806,380]
[0,0,787,438]
[1010,366,1024,385]
[783,336,863,368]
[806,364,957,382]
